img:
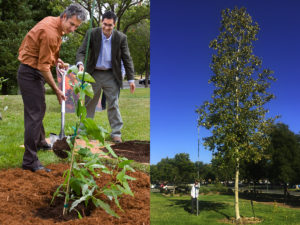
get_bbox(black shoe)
[37,143,52,150]
[22,165,51,172]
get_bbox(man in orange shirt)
[17,4,86,172]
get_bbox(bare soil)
[0,141,150,225]
[52,139,150,164]
[102,140,150,164]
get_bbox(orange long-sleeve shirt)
[18,16,63,72]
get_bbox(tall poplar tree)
[197,7,276,222]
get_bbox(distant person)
[17,4,86,172]
[191,180,200,214]
[76,11,135,143]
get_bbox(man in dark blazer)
[76,11,135,143]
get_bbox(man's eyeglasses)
[103,23,114,27]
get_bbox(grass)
[0,88,149,169]
[150,192,300,225]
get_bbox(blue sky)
[150,0,300,165]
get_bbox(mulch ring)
[0,163,150,225]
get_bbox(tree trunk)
[234,159,241,223]
[253,180,257,199]
[283,183,289,204]
[145,68,149,88]
[144,50,150,88]
[1,82,8,95]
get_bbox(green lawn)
[151,193,300,225]
[0,88,149,169]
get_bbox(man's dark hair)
[102,11,117,23]
[60,3,87,21]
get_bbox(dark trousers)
[17,64,47,168]
[191,197,197,214]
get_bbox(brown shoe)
[112,136,122,143]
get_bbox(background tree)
[239,157,268,195]
[267,123,300,201]
[50,0,150,32]
[127,19,150,86]
[0,0,55,94]
[211,155,235,186]
[197,7,276,222]
[172,153,196,185]
[153,157,178,185]
[150,153,196,192]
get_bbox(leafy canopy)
[197,7,276,163]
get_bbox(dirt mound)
[103,140,150,164]
[0,163,150,225]
[50,139,150,164]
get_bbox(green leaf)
[70,186,96,212]
[83,82,94,98]
[82,118,105,142]
[92,198,119,218]
[81,184,89,195]
[89,163,106,169]
[103,186,123,210]
[116,169,125,184]
[104,143,118,158]
[51,184,63,205]
[70,178,82,196]
[124,175,136,181]
[70,195,88,212]
[67,65,79,75]
[77,147,92,157]
[118,159,134,169]
[77,71,95,83]
[75,209,83,219]
[76,99,87,118]
[123,182,134,196]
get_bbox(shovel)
[50,67,71,159]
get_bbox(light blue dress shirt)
[96,32,112,70]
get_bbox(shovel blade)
[50,133,59,147]
[50,133,71,159]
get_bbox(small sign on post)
[57,68,103,113]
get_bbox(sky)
[150,0,300,165]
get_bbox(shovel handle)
[61,70,65,113]
[59,68,67,138]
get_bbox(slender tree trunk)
[144,49,150,88]
[145,68,149,88]
[283,183,289,204]
[235,158,241,222]
[235,40,242,223]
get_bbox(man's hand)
[129,82,135,94]
[78,64,84,72]
[55,89,66,105]
[41,70,65,104]
[57,58,69,70]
